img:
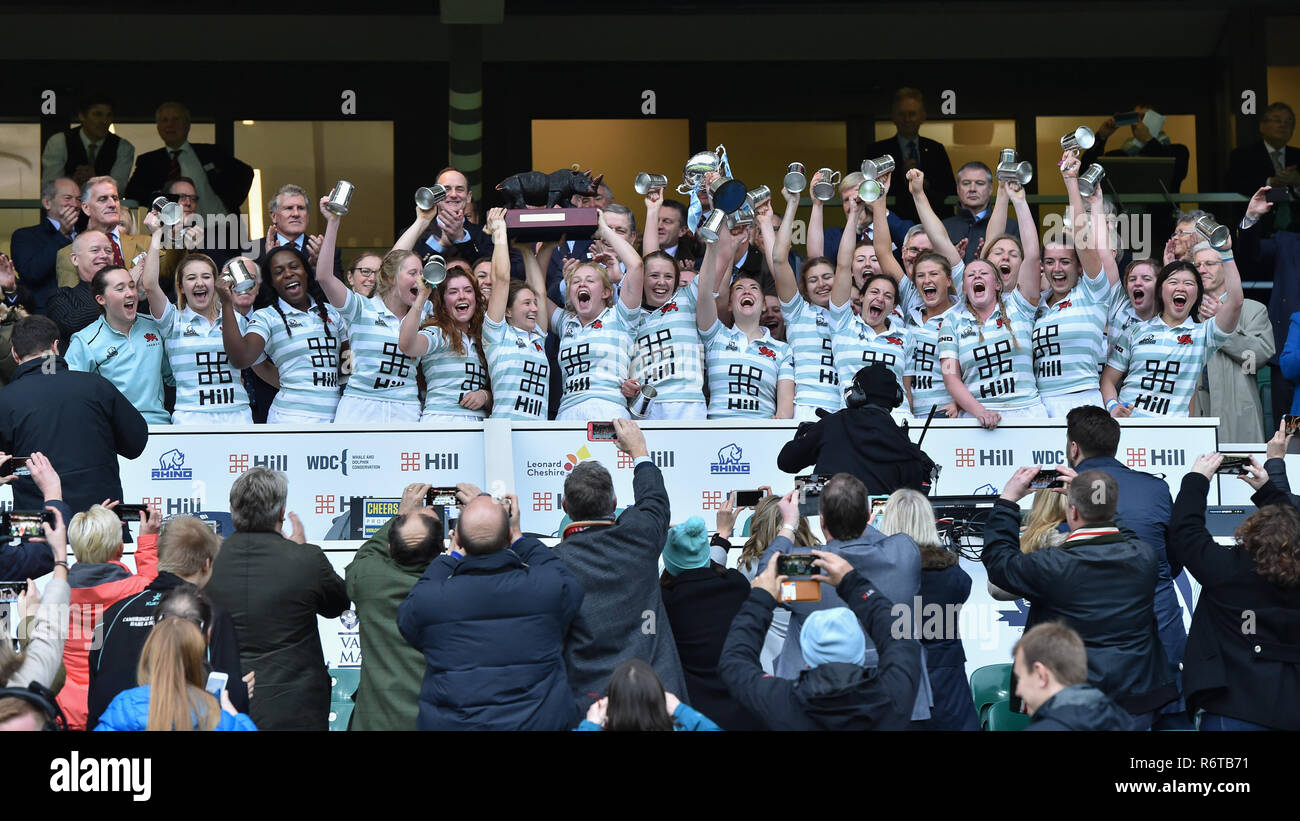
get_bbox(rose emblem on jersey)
[533,342,543,352]
[660,302,678,314]
[1177,334,1193,345]
[884,335,904,347]
[1056,300,1072,311]
[144,333,158,342]
[591,320,603,330]
[757,345,777,360]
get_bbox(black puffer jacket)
[1026,684,1133,731]
[776,404,933,495]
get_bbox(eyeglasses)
[352,267,379,276]
[175,193,200,203]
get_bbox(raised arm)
[907,169,961,266]
[871,173,906,285]
[695,232,722,332]
[398,283,432,357]
[773,187,801,302]
[484,208,511,324]
[391,203,437,254]
[315,197,350,309]
[1214,237,1244,335]
[806,172,825,259]
[1006,182,1040,303]
[1087,187,1119,284]
[601,210,644,311]
[831,196,862,309]
[140,212,170,320]
[986,177,1011,242]
[216,276,266,369]
[642,188,663,255]
[1060,152,1104,282]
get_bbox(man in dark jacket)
[345,482,441,731]
[983,466,1178,728]
[1015,622,1131,731]
[777,362,934,495]
[556,419,686,712]
[124,101,254,217]
[0,316,147,515]
[9,178,79,313]
[399,491,583,730]
[86,515,247,728]
[205,467,348,731]
[865,88,957,223]
[719,550,921,731]
[1064,405,1188,728]
[0,452,73,583]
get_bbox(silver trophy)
[1194,215,1231,250]
[1076,163,1106,197]
[860,154,895,180]
[422,254,448,288]
[728,201,757,229]
[857,178,883,203]
[678,145,726,195]
[415,185,447,210]
[784,162,807,193]
[634,172,670,196]
[811,169,842,202]
[697,209,727,244]
[150,196,184,227]
[745,185,771,210]
[325,180,355,215]
[995,149,1033,185]
[221,258,259,295]
[629,381,658,418]
[1060,126,1096,154]
[708,175,748,213]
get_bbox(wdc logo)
[151,449,193,481]
[710,443,750,475]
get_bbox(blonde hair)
[1020,491,1067,553]
[69,505,123,564]
[966,259,1020,352]
[175,253,219,312]
[879,489,941,549]
[564,262,616,313]
[739,496,821,571]
[377,249,417,297]
[137,617,220,731]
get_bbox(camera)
[776,554,818,578]
[1029,469,1064,490]
[795,474,831,517]
[425,487,459,507]
[1216,456,1252,476]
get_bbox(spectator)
[399,490,583,730]
[125,101,254,218]
[1259,421,1300,507]
[0,689,64,731]
[54,177,149,290]
[345,483,441,731]
[1062,404,1187,728]
[880,488,979,731]
[344,253,382,298]
[204,467,348,731]
[66,265,169,425]
[40,92,135,191]
[989,490,1065,601]
[1191,241,1274,442]
[0,316,148,515]
[413,168,493,266]
[719,549,921,730]
[152,176,222,287]
[983,467,1178,728]
[1226,102,1298,235]
[248,184,341,275]
[777,362,936,494]
[758,475,932,720]
[0,281,27,388]
[57,503,161,730]
[865,88,956,223]
[642,196,698,271]
[46,232,114,352]
[95,596,256,732]
[554,419,686,713]
[657,516,759,730]
[1170,453,1300,730]
[760,289,786,342]
[1015,622,1132,731]
[1,505,69,692]
[9,178,79,312]
[577,659,719,731]
[86,515,248,729]
[943,162,1015,264]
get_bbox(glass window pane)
[531,119,690,209]
[1034,114,1199,201]
[0,123,43,256]
[111,122,216,156]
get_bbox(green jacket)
[344,518,433,731]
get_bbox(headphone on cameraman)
[845,365,904,410]
[0,681,67,731]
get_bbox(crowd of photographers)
[2,408,1298,732]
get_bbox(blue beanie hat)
[800,607,867,668]
[662,517,711,576]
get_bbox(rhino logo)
[151,448,193,481]
[159,449,185,470]
[710,443,750,475]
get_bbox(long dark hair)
[604,659,675,731]
[1153,260,1204,321]
[256,245,335,342]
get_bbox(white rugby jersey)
[338,291,423,407]
[632,282,705,401]
[1107,315,1229,417]
[482,315,549,420]
[905,305,957,416]
[418,325,490,419]
[827,299,909,391]
[899,260,965,318]
[1032,271,1113,396]
[157,302,252,415]
[247,298,343,418]
[937,294,1041,411]
[554,301,640,414]
[781,293,840,412]
[701,320,794,418]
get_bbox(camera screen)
[6,513,45,539]
[426,487,459,507]
[1029,470,1062,490]
[777,555,817,577]
[1216,456,1251,475]
[588,422,617,441]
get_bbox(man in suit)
[10,178,79,312]
[40,92,135,191]
[943,162,1016,263]
[1227,102,1298,235]
[414,168,493,266]
[758,473,932,721]
[125,101,253,217]
[248,183,342,278]
[46,231,112,351]
[865,88,956,223]
[642,196,699,271]
[54,177,149,289]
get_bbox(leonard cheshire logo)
[710,443,750,475]
[526,445,592,478]
[151,449,192,481]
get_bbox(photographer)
[777,362,934,495]
[1,506,69,692]
[0,452,72,581]
[345,482,443,731]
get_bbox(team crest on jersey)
[884,335,904,347]
[144,333,159,343]
[183,325,200,337]
[660,301,678,314]
[591,320,603,330]
[1056,299,1072,311]
[516,337,526,348]
[757,345,777,361]
[534,341,543,352]
[1176,334,1193,345]
[1138,334,1156,345]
